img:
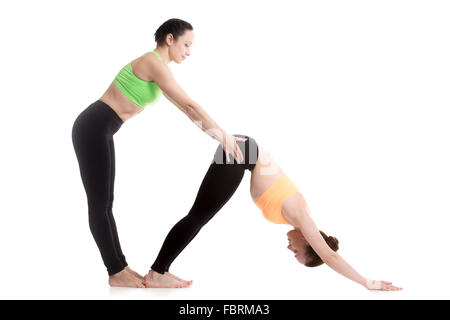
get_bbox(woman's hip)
[72,100,124,138]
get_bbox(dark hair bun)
[306,231,340,267]
[327,236,339,251]
[318,230,340,253]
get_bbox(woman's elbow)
[185,99,200,112]
[322,251,338,264]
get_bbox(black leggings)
[151,134,259,274]
[71,100,127,276]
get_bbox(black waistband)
[94,100,124,126]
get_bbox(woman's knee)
[185,209,216,227]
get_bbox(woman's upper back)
[113,51,163,108]
[100,51,166,122]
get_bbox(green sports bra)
[113,50,163,108]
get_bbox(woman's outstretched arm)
[282,199,402,291]
[151,57,244,163]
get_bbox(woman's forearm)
[185,103,227,143]
[325,254,367,288]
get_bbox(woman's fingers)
[236,144,244,163]
[367,279,402,291]
[381,281,401,291]
[383,284,402,291]
[229,140,241,163]
[235,149,242,164]
[229,147,239,163]
[223,136,248,163]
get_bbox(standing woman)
[71,18,246,288]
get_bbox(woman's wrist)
[363,278,369,289]
[203,127,226,143]
[365,279,382,290]
[216,130,228,144]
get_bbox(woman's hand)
[221,134,247,164]
[365,279,403,291]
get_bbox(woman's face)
[287,229,309,264]
[168,29,194,64]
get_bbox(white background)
[0,0,449,299]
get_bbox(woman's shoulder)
[143,51,169,72]
[132,52,167,82]
[144,51,163,64]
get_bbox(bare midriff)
[250,145,284,203]
[99,53,155,123]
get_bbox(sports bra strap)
[150,50,163,62]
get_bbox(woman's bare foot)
[142,270,190,288]
[164,271,193,285]
[109,269,145,288]
[124,266,144,280]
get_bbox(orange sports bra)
[255,174,299,225]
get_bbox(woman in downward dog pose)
[144,135,402,291]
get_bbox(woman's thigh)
[73,131,113,204]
